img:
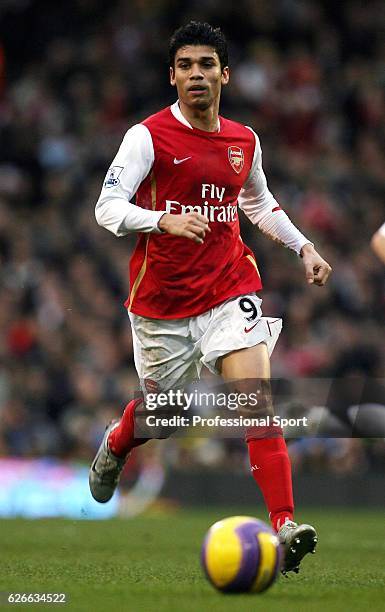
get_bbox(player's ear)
[170,66,176,86]
[221,66,230,86]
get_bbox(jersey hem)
[125,284,263,320]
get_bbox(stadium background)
[0,0,384,518]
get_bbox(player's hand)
[300,243,332,286]
[158,213,211,244]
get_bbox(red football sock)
[246,429,294,533]
[108,398,149,457]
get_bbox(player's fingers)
[189,222,209,237]
[183,230,204,244]
[189,212,209,224]
[188,214,211,233]
[189,218,211,233]
[314,264,332,286]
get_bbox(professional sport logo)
[228,146,244,174]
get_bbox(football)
[201,516,282,593]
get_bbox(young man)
[90,22,332,574]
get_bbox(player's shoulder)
[141,106,172,128]
[119,122,153,154]
[118,108,172,149]
[219,115,254,136]
[220,115,258,144]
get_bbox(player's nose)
[189,64,204,79]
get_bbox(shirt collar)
[171,100,221,132]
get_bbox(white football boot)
[89,421,128,503]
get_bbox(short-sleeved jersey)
[125,106,261,318]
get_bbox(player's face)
[170,45,229,111]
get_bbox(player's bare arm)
[158,212,211,244]
[300,243,332,286]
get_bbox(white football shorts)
[129,293,282,393]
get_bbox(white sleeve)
[238,128,312,255]
[95,124,166,236]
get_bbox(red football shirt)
[124,106,262,319]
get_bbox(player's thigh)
[219,342,270,379]
[129,312,199,393]
[200,295,281,418]
[200,293,282,376]
[219,343,273,418]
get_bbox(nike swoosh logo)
[174,156,192,165]
[244,322,259,333]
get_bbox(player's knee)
[223,378,274,418]
[245,424,284,442]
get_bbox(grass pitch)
[1,509,384,611]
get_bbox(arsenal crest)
[144,378,160,394]
[228,146,244,174]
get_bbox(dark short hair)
[169,21,228,70]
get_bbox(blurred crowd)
[0,0,384,474]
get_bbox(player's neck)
[178,99,220,132]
